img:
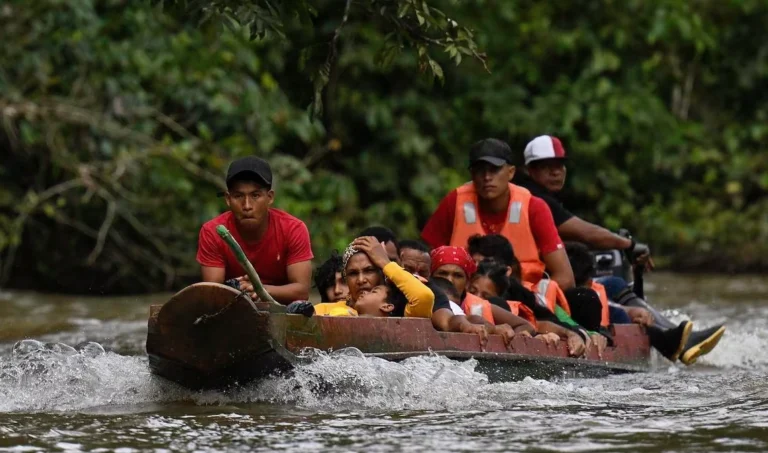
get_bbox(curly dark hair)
[314,251,343,302]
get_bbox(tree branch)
[311,0,353,121]
[87,201,117,265]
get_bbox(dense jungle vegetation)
[2,0,768,293]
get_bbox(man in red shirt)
[196,156,313,304]
[421,138,574,290]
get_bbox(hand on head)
[351,236,391,269]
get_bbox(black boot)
[679,324,726,365]
[646,321,693,362]
[616,289,726,364]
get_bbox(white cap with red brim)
[523,135,567,165]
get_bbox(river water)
[1,273,767,452]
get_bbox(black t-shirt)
[514,174,574,227]
[425,279,452,313]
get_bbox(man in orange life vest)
[421,138,575,290]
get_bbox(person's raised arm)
[353,236,434,317]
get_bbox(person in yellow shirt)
[310,236,434,317]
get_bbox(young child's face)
[468,275,499,301]
[353,285,393,316]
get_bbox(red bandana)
[429,246,477,278]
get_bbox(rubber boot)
[679,324,726,365]
[616,288,726,364]
[646,321,693,362]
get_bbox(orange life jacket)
[524,279,571,315]
[507,300,537,328]
[590,281,611,328]
[461,292,495,324]
[450,182,546,283]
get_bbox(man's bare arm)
[558,216,632,250]
[262,260,312,305]
[541,248,575,290]
[201,266,226,283]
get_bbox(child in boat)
[313,251,349,303]
[309,236,434,318]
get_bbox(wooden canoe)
[146,283,651,390]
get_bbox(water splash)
[0,340,181,413]
[241,348,498,411]
[2,327,766,415]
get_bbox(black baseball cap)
[226,156,272,188]
[468,138,514,168]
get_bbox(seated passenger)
[469,259,588,355]
[313,251,349,302]
[398,239,432,279]
[565,241,694,363]
[313,236,434,317]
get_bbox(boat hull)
[146,283,651,389]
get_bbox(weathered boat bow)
[147,283,651,389]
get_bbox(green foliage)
[2,0,768,293]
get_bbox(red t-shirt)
[421,189,563,254]
[196,209,314,283]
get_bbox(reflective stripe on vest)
[451,183,545,283]
[463,202,477,224]
[525,279,571,315]
[461,292,495,324]
[590,281,611,328]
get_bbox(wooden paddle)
[215,225,280,307]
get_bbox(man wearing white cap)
[517,135,649,258]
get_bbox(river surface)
[1,273,767,452]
